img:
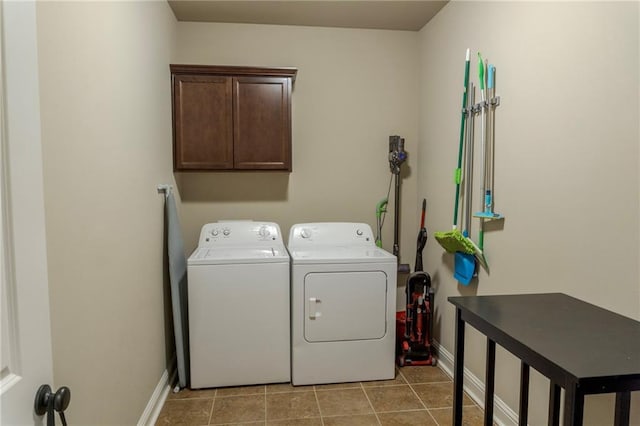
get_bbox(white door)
[1,1,54,424]
[304,271,388,342]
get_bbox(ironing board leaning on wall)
[160,185,189,390]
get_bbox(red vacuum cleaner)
[397,199,436,367]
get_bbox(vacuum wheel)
[397,355,405,367]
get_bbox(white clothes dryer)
[188,221,290,389]
[288,222,397,386]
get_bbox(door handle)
[35,384,70,426]
[308,297,321,319]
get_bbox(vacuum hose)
[375,198,388,248]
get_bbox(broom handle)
[478,54,486,250]
[464,83,475,235]
[453,49,471,229]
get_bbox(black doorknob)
[53,386,71,413]
[34,384,71,426]
[34,384,51,416]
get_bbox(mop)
[434,49,476,255]
[469,54,490,273]
[474,62,503,221]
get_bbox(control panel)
[288,223,375,248]
[197,221,283,247]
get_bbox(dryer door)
[304,271,387,342]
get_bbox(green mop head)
[434,229,476,254]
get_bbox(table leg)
[484,338,496,426]
[519,362,529,426]
[563,384,584,426]
[548,381,560,426]
[453,308,465,426]
[614,391,630,426]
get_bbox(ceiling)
[168,1,448,31]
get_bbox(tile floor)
[155,365,485,426]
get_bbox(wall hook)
[157,184,173,198]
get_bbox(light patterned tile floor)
[155,365,485,426]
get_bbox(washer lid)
[289,246,395,264]
[188,247,290,265]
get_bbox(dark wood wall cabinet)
[171,65,297,171]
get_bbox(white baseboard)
[434,341,519,426]
[138,358,177,426]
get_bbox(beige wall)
[173,22,420,270]
[37,1,177,424]
[32,1,640,423]
[419,1,639,424]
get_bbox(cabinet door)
[173,75,233,170]
[233,77,291,171]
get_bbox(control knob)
[258,226,271,238]
[300,228,312,239]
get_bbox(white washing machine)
[188,221,290,389]
[288,222,397,386]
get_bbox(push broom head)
[434,229,476,254]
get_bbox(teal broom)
[473,54,489,272]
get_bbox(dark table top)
[449,293,640,385]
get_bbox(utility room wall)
[37,1,177,424]
[173,22,420,269]
[419,2,639,424]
